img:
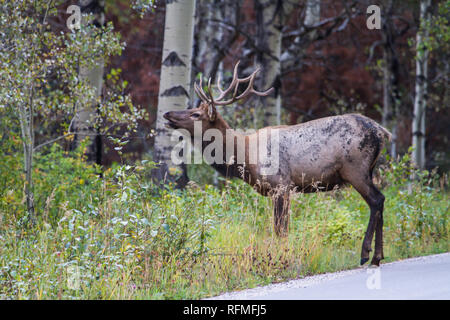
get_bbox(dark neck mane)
[203,114,249,181]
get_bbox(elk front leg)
[273,191,290,237]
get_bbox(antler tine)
[235,69,258,100]
[195,61,273,106]
[207,77,215,104]
[234,64,257,85]
[250,86,274,96]
[214,60,241,102]
[213,65,274,106]
[216,73,223,93]
[213,70,257,105]
[237,67,274,98]
[194,81,201,99]
[194,77,211,103]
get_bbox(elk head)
[163,61,274,136]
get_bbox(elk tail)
[378,124,392,142]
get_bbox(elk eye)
[191,112,201,119]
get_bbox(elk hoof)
[360,257,369,265]
[370,257,382,266]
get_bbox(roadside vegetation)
[0,138,448,299]
[1,0,449,301]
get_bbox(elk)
[164,62,391,266]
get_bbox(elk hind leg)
[343,172,383,265]
[370,185,385,266]
[358,183,385,266]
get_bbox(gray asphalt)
[209,252,450,300]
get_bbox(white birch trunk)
[255,0,295,126]
[259,1,282,126]
[256,0,281,126]
[193,0,225,102]
[280,0,321,71]
[412,0,431,169]
[18,95,36,225]
[72,0,105,163]
[154,0,196,168]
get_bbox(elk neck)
[202,113,252,181]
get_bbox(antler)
[194,61,274,106]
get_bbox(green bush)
[0,144,448,299]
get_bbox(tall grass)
[0,144,448,299]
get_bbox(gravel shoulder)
[207,252,450,300]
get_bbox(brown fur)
[165,102,390,266]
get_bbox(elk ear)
[207,103,216,122]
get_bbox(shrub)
[0,145,448,299]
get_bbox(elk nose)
[163,112,172,120]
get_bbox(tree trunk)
[274,0,320,126]
[381,0,400,160]
[254,0,287,126]
[195,0,217,77]
[71,0,105,165]
[192,0,241,105]
[153,0,196,183]
[18,93,36,225]
[280,0,321,71]
[412,0,431,169]
[193,0,223,104]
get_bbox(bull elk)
[163,62,391,266]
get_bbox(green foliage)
[0,0,146,222]
[1,1,118,113]
[130,0,156,17]
[425,1,450,52]
[323,207,364,247]
[0,144,448,299]
[409,1,450,59]
[0,0,144,137]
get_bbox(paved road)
[210,252,450,300]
